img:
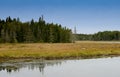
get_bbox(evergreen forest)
[0,16,72,43]
[76,31,120,41]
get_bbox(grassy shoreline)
[0,41,120,60]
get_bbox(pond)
[0,57,120,77]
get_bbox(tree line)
[0,16,72,43]
[76,31,120,41]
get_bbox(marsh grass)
[0,41,120,60]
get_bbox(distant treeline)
[76,31,120,41]
[0,16,72,43]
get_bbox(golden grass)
[0,41,120,59]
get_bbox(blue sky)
[0,0,120,34]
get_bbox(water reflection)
[0,60,63,73]
[0,66,18,73]
[1,57,120,77]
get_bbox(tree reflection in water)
[0,60,63,73]
[0,66,18,73]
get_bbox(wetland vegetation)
[0,41,120,60]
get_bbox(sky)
[0,0,120,34]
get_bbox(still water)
[0,57,120,77]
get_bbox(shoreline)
[0,41,120,60]
[0,55,120,63]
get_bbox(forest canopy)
[0,16,72,43]
[0,16,119,43]
[76,31,120,41]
